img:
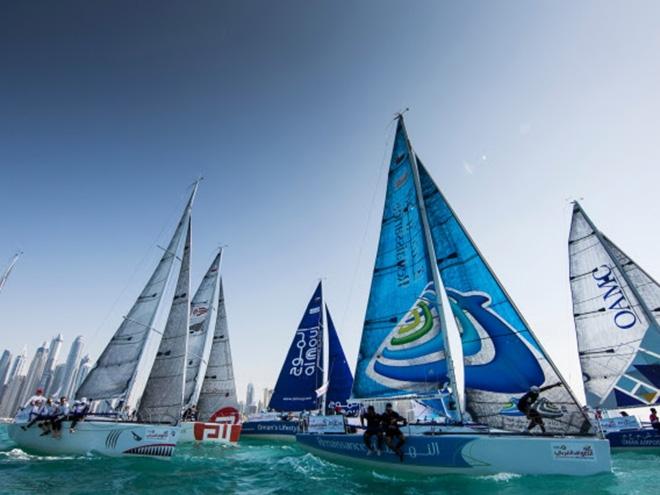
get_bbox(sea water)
[0,425,656,495]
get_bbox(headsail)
[138,222,192,423]
[325,306,353,406]
[352,119,451,400]
[183,250,222,408]
[197,279,239,420]
[569,202,660,408]
[269,282,324,412]
[77,184,197,411]
[418,160,590,434]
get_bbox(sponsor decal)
[551,443,596,461]
[592,265,638,329]
[307,415,345,434]
[191,306,209,318]
[145,429,171,441]
[289,327,320,377]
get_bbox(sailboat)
[7,183,200,457]
[242,281,353,441]
[568,201,660,449]
[296,115,611,476]
[178,252,242,444]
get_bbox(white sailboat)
[568,201,660,448]
[7,183,199,457]
[179,252,241,444]
[296,115,611,476]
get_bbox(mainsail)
[138,222,192,423]
[325,306,353,406]
[183,251,222,407]
[352,120,441,400]
[78,185,197,411]
[269,282,324,412]
[569,202,660,408]
[353,116,590,434]
[197,279,239,420]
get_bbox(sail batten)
[569,202,660,408]
[77,185,197,410]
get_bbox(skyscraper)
[49,363,66,397]
[0,349,27,417]
[18,342,49,407]
[0,350,12,403]
[262,387,273,410]
[40,333,63,392]
[72,355,92,394]
[60,336,84,399]
[246,383,255,411]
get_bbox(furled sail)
[78,185,197,411]
[197,279,239,420]
[325,306,353,406]
[352,120,445,400]
[569,202,660,408]
[138,222,192,423]
[183,251,222,408]
[269,282,324,412]
[418,160,590,434]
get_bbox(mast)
[575,201,660,331]
[0,251,22,294]
[321,279,327,413]
[399,115,464,422]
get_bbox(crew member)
[517,386,546,434]
[650,408,660,431]
[360,405,382,455]
[381,403,407,461]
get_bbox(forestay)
[138,222,192,423]
[184,251,222,407]
[197,279,239,420]
[269,282,324,412]
[77,186,196,411]
[325,306,353,406]
[569,202,660,408]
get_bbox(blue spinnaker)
[325,306,353,406]
[269,283,324,412]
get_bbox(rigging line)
[87,185,193,349]
[339,119,397,331]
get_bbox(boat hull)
[178,421,241,444]
[7,420,178,458]
[606,428,660,450]
[296,432,612,476]
[240,420,297,442]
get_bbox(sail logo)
[365,284,544,395]
[289,327,320,377]
[192,306,209,317]
[592,265,638,329]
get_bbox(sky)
[1,1,659,406]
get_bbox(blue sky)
[1,1,659,403]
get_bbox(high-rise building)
[60,336,84,399]
[0,350,12,403]
[72,355,92,394]
[40,333,63,392]
[0,375,26,418]
[246,382,255,410]
[18,343,49,407]
[49,363,66,397]
[262,387,273,410]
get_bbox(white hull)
[178,421,241,444]
[297,432,612,476]
[8,420,179,458]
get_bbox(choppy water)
[0,425,657,495]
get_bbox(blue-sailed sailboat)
[296,115,612,476]
[569,201,660,449]
[242,281,353,441]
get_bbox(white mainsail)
[183,250,222,408]
[569,202,660,408]
[77,185,197,411]
[197,279,238,420]
[138,222,192,423]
